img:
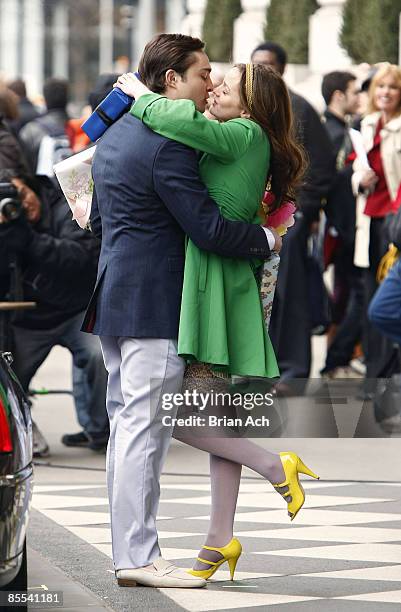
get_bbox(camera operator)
[0,169,108,456]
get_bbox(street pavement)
[24,339,401,611]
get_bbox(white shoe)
[116,557,206,588]
[349,357,367,376]
[380,413,401,434]
[32,420,50,457]
[322,366,363,380]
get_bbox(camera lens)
[0,197,22,222]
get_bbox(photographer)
[0,85,29,175]
[0,169,108,455]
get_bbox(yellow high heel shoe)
[187,537,242,580]
[273,451,319,521]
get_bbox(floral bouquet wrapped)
[260,192,296,331]
[53,145,96,229]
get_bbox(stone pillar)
[22,0,44,96]
[134,0,157,63]
[166,0,186,34]
[0,0,19,79]
[52,1,69,78]
[99,0,114,73]
[233,0,270,63]
[181,0,206,39]
[309,0,352,74]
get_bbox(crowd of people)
[1,31,401,587]
[1,39,401,456]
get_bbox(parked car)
[0,351,33,590]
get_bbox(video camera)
[0,183,23,223]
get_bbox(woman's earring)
[262,176,275,211]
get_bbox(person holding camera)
[0,85,30,176]
[0,169,109,456]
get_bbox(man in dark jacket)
[0,170,108,455]
[19,78,70,175]
[320,71,364,378]
[251,42,335,388]
[7,79,41,136]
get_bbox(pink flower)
[264,201,296,236]
[266,201,296,228]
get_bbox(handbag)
[82,87,134,142]
[376,187,401,282]
[377,244,400,283]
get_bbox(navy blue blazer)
[82,113,271,338]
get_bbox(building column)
[99,0,114,73]
[233,0,270,63]
[134,0,157,64]
[23,0,44,96]
[309,0,351,73]
[0,0,20,78]
[52,1,69,78]
[181,0,206,39]
[166,0,186,34]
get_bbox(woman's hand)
[359,168,379,191]
[114,72,151,99]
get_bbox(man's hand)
[267,226,282,253]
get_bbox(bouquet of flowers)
[260,192,296,331]
[53,145,96,229]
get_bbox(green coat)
[131,94,279,378]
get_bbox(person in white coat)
[352,63,401,382]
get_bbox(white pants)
[99,336,185,569]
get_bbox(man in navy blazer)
[83,34,279,588]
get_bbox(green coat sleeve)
[131,93,262,162]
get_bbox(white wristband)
[262,227,276,250]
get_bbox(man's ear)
[165,69,178,89]
[333,89,345,102]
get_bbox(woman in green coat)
[117,64,318,579]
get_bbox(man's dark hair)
[43,78,69,111]
[8,78,26,98]
[138,33,205,93]
[321,71,356,106]
[251,42,288,71]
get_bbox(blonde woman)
[352,63,401,380]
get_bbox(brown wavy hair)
[235,63,306,211]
